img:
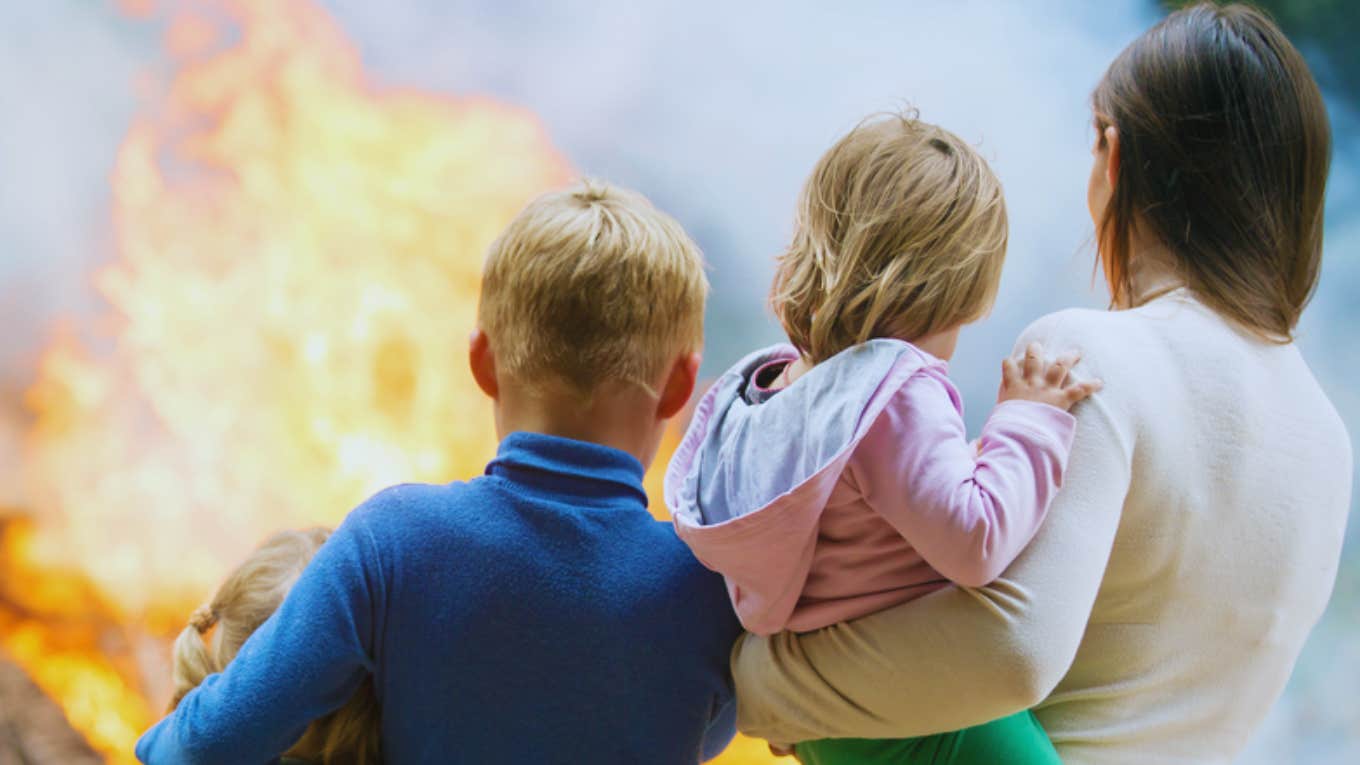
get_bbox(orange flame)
[7,1,783,762]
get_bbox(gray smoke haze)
[1,1,1357,761]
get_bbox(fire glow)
[3,1,779,762]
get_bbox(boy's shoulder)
[638,518,717,568]
[350,482,740,636]
[640,520,744,633]
[343,479,498,545]
[348,480,704,563]
[351,479,474,517]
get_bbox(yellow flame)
[26,0,569,620]
[11,0,784,761]
[0,520,149,763]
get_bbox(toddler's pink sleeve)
[847,369,1076,587]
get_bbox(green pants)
[794,710,1060,765]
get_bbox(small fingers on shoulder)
[1064,378,1104,405]
[1001,356,1021,385]
[1022,342,1043,379]
[1044,352,1081,386]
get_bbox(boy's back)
[378,434,740,762]
[136,180,736,764]
[136,432,740,764]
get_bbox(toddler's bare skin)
[999,342,1103,411]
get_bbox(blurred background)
[0,1,1354,763]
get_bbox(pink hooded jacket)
[665,339,1076,636]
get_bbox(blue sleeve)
[700,693,737,761]
[700,568,742,762]
[135,501,388,765]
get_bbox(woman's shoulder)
[1017,305,1128,347]
[1011,303,1190,432]
[1013,307,1135,377]
[1016,297,1200,367]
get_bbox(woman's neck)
[1124,235,1184,308]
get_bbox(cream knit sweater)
[730,288,1352,763]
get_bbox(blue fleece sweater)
[136,432,742,765]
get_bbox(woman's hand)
[999,342,1103,411]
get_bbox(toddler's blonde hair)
[478,179,708,397]
[171,528,380,765]
[772,111,1008,363]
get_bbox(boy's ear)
[1103,125,1121,189]
[468,329,499,400]
[656,351,701,420]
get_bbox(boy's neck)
[494,381,664,470]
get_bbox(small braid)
[164,528,380,762]
[189,604,218,633]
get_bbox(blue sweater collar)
[485,432,649,509]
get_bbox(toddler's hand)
[998,342,1103,411]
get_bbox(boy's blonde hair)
[478,180,708,397]
[172,528,380,765]
[772,111,1008,363]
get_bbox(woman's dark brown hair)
[1093,2,1331,341]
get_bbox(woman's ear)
[1103,125,1121,189]
[656,352,701,420]
[468,329,499,400]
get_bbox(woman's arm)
[730,319,1134,743]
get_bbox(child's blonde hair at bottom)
[772,110,1009,363]
[171,528,380,765]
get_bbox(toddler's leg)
[794,710,1059,765]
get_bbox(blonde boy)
[138,181,743,765]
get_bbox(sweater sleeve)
[848,369,1076,587]
[729,316,1134,743]
[700,694,737,761]
[135,499,388,765]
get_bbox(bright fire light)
[6,1,782,762]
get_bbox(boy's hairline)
[475,321,703,403]
[477,178,708,400]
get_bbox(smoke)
[0,2,151,506]
[323,0,1158,375]
[1,0,1357,761]
[0,2,152,372]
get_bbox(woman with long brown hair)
[728,4,1351,762]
